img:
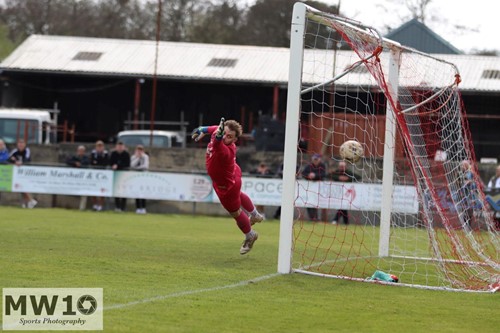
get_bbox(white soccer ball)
[339,140,364,163]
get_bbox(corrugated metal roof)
[2,35,500,92]
[0,35,290,84]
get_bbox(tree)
[189,0,245,44]
[0,0,341,48]
[238,0,295,47]
[0,24,16,61]
[238,0,338,47]
[0,0,157,42]
[158,0,210,42]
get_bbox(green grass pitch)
[0,207,498,332]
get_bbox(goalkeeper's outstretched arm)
[191,126,209,142]
[191,117,225,142]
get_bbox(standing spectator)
[90,140,109,211]
[273,163,284,219]
[301,153,326,221]
[456,160,481,228]
[487,165,500,193]
[66,145,90,168]
[110,141,130,212]
[90,141,109,168]
[486,165,500,230]
[330,161,359,225]
[250,162,273,219]
[9,139,37,208]
[0,139,9,163]
[66,145,90,210]
[130,145,149,214]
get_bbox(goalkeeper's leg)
[228,208,258,255]
[217,182,259,255]
[240,192,264,225]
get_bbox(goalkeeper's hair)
[225,120,243,138]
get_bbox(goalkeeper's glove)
[215,117,225,140]
[191,126,208,142]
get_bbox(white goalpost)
[278,2,499,292]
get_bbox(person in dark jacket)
[90,140,109,211]
[330,161,359,225]
[301,153,326,221]
[109,141,130,212]
[66,145,90,210]
[9,139,37,208]
[90,140,109,169]
[66,145,90,168]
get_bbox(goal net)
[278,3,499,292]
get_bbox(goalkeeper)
[192,118,263,255]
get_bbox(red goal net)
[280,3,499,292]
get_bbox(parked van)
[116,130,184,148]
[0,108,55,144]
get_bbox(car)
[116,130,184,148]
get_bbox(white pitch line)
[104,273,281,311]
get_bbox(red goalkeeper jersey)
[205,126,240,191]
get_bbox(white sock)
[245,229,256,240]
[249,208,258,217]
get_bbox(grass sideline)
[0,207,498,333]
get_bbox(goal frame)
[278,2,402,273]
[277,3,499,292]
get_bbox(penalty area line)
[105,273,281,311]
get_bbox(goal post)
[278,2,306,274]
[378,48,400,258]
[278,2,500,292]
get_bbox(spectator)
[66,145,90,168]
[330,161,359,225]
[130,145,149,214]
[457,160,481,228]
[250,162,273,219]
[109,141,131,212]
[90,140,110,168]
[273,163,284,219]
[0,139,9,163]
[9,139,37,208]
[487,165,500,193]
[486,165,500,230]
[301,153,326,221]
[66,145,90,210]
[90,140,109,211]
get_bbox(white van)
[0,108,55,144]
[116,130,184,148]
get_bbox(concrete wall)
[0,143,285,216]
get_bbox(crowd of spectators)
[3,136,500,224]
[1,139,149,213]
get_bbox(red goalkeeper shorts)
[213,176,242,213]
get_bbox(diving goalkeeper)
[192,118,263,255]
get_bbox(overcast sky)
[240,0,499,53]
[326,0,498,53]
